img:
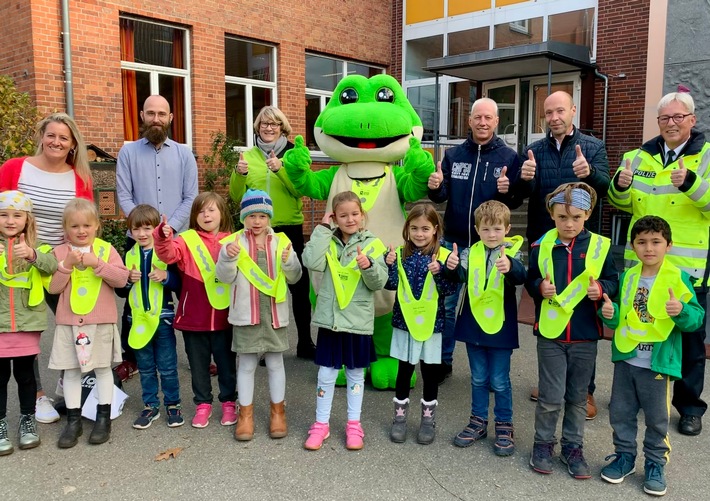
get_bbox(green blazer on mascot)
[284,74,435,389]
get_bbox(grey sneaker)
[561,444,591,479]
[600,452,636,483]
[0,417,14,455]
[530,442,555,474]
[18,414,40,450]
[166,405,185,428]
[133,406,160,430]
[643,459,667,496]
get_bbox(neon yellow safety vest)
[396,246,451,341]
[351,167,388,212]
[613,261,692,353]
[125,245,168,350]
[181,230,229,310]
[468,236,524,334]
[537,231,610,339]
[0,244,52,307]
[70,238,111,315]
[220,230,291,303]
[326,238,386,309]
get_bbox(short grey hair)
[470,98,499,116]
[657,92,695,114]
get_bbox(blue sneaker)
[166,405,185,428]
[601,453,636,483]
[133,406,160,430]
[643,459,667,496]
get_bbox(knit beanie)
[240,189,273,222]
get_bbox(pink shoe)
[191,403,212,428]
[345,420,364,450]
[304,422,330,450]
[221,401,238,426]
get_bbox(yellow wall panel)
[449,0,491,16]
[495,0,528,6]
[407,0,445,24]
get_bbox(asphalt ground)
[2,296,709,501]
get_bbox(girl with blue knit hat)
[216,189,303,441]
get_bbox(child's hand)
[128,264,141,283]
[281,243,292,263]
[355,245,371,270]
[81,252,99,268]
[495,247,510,274]
[63,249,83,269]
[0,242,4,254]
[385,244,396,266]
[148,264,167,283]
[666,288,683,317]
[161,214,173,238]
[601,293,614,319]
[225,241,241,258]
[587,276,601,301]
[540,273,556,299]
[13,234,35,261]
[427,253,441,275]
[446,243,459,270]
[321,212,333,225]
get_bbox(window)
[225,37,277,148]
[448,81,477,140]
[494,17,543,48]
[120,16,191,144]
[405,35,443,80]
[305,54,384,150]
[406,85,437,142]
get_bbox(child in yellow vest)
[216,189,302,441]
[0,190,57,455]
[302,191,388,451]
[48,199,129,448]
[599,216,703,496]
[384,202,458,445]
[525,182,618,478]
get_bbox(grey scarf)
[256,135,288,159]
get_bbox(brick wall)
[0,1,38,101]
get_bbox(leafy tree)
[202,131,244,226]
[0,75,39,163]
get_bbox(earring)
[69,148,76,156]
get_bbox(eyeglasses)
[657,113,693,125]
[144,111,169,119]
[260,122,281,129]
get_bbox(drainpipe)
[594,69,609,144]
[61,0,74,116]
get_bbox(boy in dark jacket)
[525,183,618,479]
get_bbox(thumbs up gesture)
[495,246,510,273]
[587,275,601,301]
[601,293,614,319]
[427,252,442,275]
[617,158,634,189]
[521,150,536,181]
[267,150,282,172]
[666,288,683,317]
[81,251,99,268]
[385,244,396,266]
[148,263,167,283]
[0,242,4,255]
[497,166,509,194]
[63,249,83,269]
[572,144,591,178]
[225,240,241,258]
[13,234,35,261]
[540,273,556,299]
[355,245,371,270]
[237,151,249,175]
[160,214,173,239]
[670,157,688,188]
[446,243,460,270]
[128,264,141,283]
[428,161,444,190]
[281,243,292,263]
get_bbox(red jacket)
[0,157,93,199]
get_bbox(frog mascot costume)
[283,74,435,389]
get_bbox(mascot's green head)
[314,74,424,163]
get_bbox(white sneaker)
[35,396,60,424]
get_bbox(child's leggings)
[0,356,36,417]
[315,366,365,423]
[63,367,113,408]
[395,360,440,402]
[237,352,285,405]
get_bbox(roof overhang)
[425,41,595,82]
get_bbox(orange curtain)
[172,29,185,143]
[120,19,139,141]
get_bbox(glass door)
[527,73,581,144]
[483,80,520,150]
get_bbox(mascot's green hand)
[283,135,312,172]
[403,136,433,172]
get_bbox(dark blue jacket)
[525,229,619,342]
[429,133,526,248]
[453,244,527,349]
[524,126,610,243]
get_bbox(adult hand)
[617,158,634,189]
[495,247,510,273]
[521,150,536,181]
[446,243,459,270]
[161,214,173,239]
[587,276,601,301]
[601,293,614,319]
[427,253,441,275]
[670,157,688,188]
[428,161,444,190]
[281,243,292,263]
[497,166,509,194]
[128,265,141,283]
[81,252,99,268]
[355,246,371,270]
[385,244,396,266]
[572,145,591,178]
[13,234,35,261]
[540,273,556,299]
[666,288,683,317]
[148,264,167,283]
[225,241,241,258]
[267,150,282,173]
[237,152,249,175]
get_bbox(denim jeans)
[134,319,180,408]
[466,344,513,422]
[441,240,461,365]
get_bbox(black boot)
[58,408,83,449]
[89,404,111,445]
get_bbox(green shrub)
[203,131,244,229]
[0,75,39,163]
[100,218,128,257]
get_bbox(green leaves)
[0,75,40,163]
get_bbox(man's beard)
[140,122,170,144]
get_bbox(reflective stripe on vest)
[396,246,451,341]
[326,238,386,309]
[467,236,524,334]
[614,261,692,353]
[220,230,291,303]
[70,239,111,315]
[0,243,52,307]
[537,231,610,339]
[125,245,167,350]
[351,167,388,212]
[181,230,229,310]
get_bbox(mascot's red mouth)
[330,134,409,149]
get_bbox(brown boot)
[269,401,287,439]
[234,404,253,441]
[586,393,597,420]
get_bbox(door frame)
[482,79,520,150]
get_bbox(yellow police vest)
[396,246,451,341]
[70,238,111,315]
[220,230,291,303]
[537,230,610,339]
[468,236,524,334]
[181,230,229,310]
[0,243,52,307]
[351,167,388,212]
[613,261,692,353]
[125,245,168,350]
[326,238,386,309]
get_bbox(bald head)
[143,95,171,113]
[544,91,576,141]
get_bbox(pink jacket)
[49,242,129,326]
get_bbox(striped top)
[17,160,76,247]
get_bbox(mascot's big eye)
[339,88,358,104]
[376,87,394,103]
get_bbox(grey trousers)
[610,361,671,465]
[534,337,597,446]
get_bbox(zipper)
[467,144,482,246]
[565,237,576,343]
[181,291,188,317]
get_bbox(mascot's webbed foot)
[368,357,416,390]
